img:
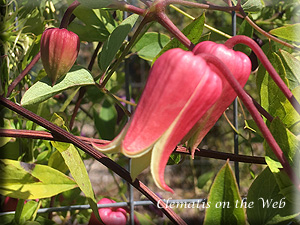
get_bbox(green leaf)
[51,141,100,222]
[94,99,117,140]
[203,161,245,225]
[49,114,99,220]
[279,49,300,90]
[197,171,214,189]
[256,49,288,121]
[48,150,69,173]
[264,118,300,202]
[167,153,182,165]
[68,6,114,42]
[0,159,77,199]
[0,119,14,147]
[242,0,264,13]
[134,32,170,61]
[98,14,139,72]
[15,200,39,225]
[21,66,95,106]
[153,13,205,63]
[273,86,300,135]
[247,167,300,225]
[270,24,300,42]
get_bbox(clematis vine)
[93,44,252,192]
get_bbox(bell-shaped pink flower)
[88,198,128,225]
[94,48,223,192]
[182,41,252,156]
[40,28,80,85]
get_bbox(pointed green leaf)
[68,6,115,42]
[247,167,300,225]
[153,13,205,63]
[15,200,40,225]
[51,141,100,222]
[98,14,139,72]
[264,117,300,202]
[273,86,300,135]
[0,159,77,199]
[21,66,95,106]
[0,119,14,147]
[270,24,300,43]
[242,0,264,13]
[134,32,170,61]
[256,49,288,121]
[204,161,245,225]
[279,49,300,90]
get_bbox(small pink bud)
[88,198,128,225]
[40,28,80,85]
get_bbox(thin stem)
[119,2,146,16]
[100,17,150,88]
[224,35,300,116]
[166,0,239,12]
[156,11,194,50]
[0,129,266,164]
[0,96,186,225]
[239,9,299,51]
[169,4,232,39]
[6,52,40,97]
[69,42,102,130]
[97,85,132,117]
[59,0,80,29]
[69,88,85,130]
[200,53,300,191]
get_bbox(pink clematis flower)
[182,41,252,156]
[94,48,223,192]
[40,28,80,86]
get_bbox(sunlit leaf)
[204,161,245,225]
[0,159,77,199]
[134,32,170,61]
[270,24,300,43]
[21,66,95,106]
[98,14,139,72]
[247,167,300,225]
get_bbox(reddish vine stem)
[156,11,194,50]
[200,53,300,191]
[0,96,186,225]
[224,35,300,116]
[59,0,80,29]
[0,129,266,164]
[6,52,41,97]
[238,9,299,51]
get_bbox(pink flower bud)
[88,198,128,225]
[40,28,80,85]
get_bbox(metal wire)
[232,7,240,187]
[0,199,207,216]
